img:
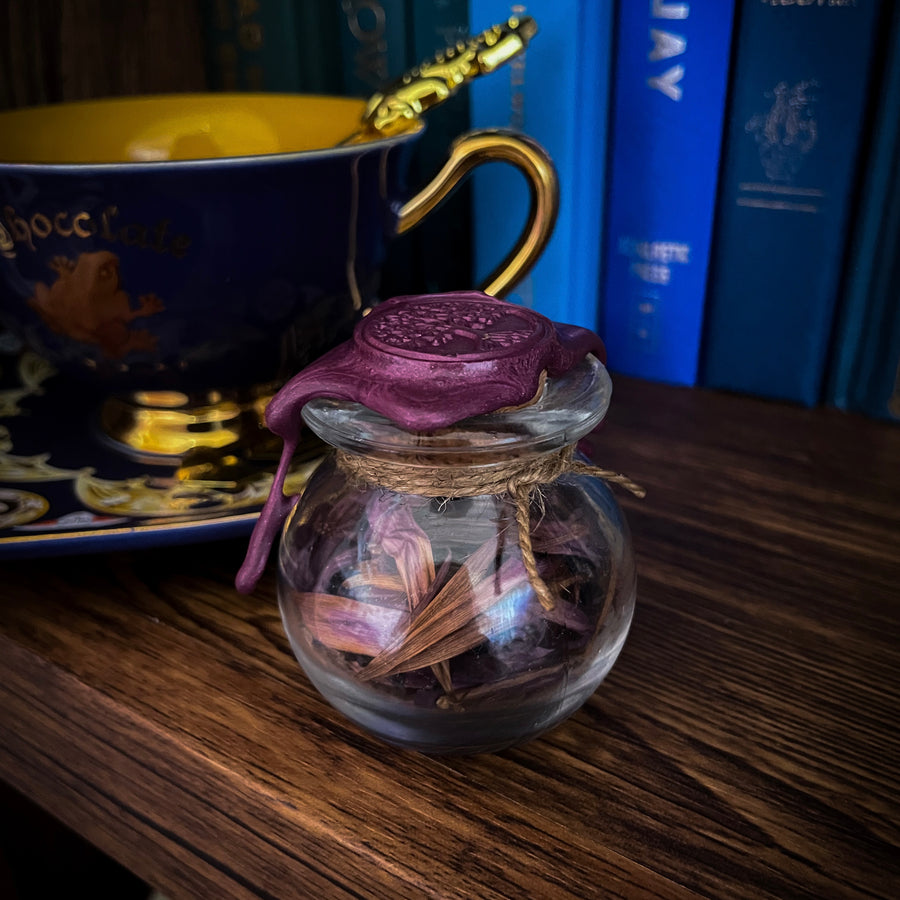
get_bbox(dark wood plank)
[0,546,695,899]
[1,377,899,899]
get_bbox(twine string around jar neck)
[334,445,645,612]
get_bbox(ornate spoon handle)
[342,15,538,145]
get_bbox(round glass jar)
[276,354,636,755]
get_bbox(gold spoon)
[341,15,538,145]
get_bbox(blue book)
[468,0,614,329]
[827,3,900,422]
[600,1,736,386]
[700,0,886,406]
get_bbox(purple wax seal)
[236,291,605,592]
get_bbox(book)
[468,0,614,329]
[826,2,900,422]
[337,0,409,97]
[599,1,736,386]
[835,252,900,421]
[295,2,346,95]
[202,0,343,95]
[336,0,414,300]
[700,0,887,407]
[404,0,473,295]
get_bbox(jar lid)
[236,291,606,592]
[300,354,611,458]
[266,291,605,435]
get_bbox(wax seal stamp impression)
[361,294,546,359]
[262,291,605,434]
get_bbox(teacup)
[0,93,556,454]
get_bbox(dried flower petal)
[368,494,436,610]
[340,570,407,607]
[287,589,409,657]
[361,536,527,680]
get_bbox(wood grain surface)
[1,377,898,899]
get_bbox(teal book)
[404,0,472,295]
[700,0,887,406]
[826,3,900,422]
[468,0,615,329]
[336,0,412,300]
[295,2,345,94]
[202,0,343,94]
[338,0,410,96]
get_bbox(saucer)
[0,335,319,558]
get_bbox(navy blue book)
[826,3,900,422]
[600,0,736,385]
[468,0,614,329]
[701,0,886,406]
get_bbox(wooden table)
[1,377,898,899]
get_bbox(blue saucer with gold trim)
[0,332,321,557]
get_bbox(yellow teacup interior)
[0,94,376,164]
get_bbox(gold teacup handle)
[396,128,559,298]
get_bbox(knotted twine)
[335,445,645,612]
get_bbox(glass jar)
[275,353,636,755]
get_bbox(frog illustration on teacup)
[27,250,165,359]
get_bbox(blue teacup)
[0,94,556,453]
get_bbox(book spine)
[293,2,346,96]
[335,0,412,301]
[826,3,900,421]
[405,0,472,295]
[851,223,900,420]
[201,0,304,92]
[700,0,886,407]
[468,0,614,329]
[337,0,410,97]
[599,0,736,386]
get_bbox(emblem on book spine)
[745,80,819,184]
